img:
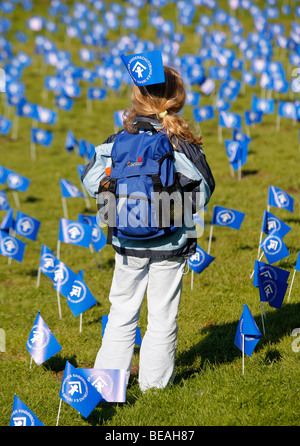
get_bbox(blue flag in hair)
[0,190,9,210]
[7,171,30,192]
[0,230,25,262]
[188,245,214,274]
[58,218,93,248]
[268,186,294,213]
[38,244,57,282]
[257,267,288,309]
[121,50,165,86]
[260,231,289,264]
[10,395,44,426]
[261,210,291,238]
[80,368,126,402]
[60,179,84,198]
[211,205,245,230]
[66,271,97,317]
[26,311,62,365]
[235,304,261,357]
[253,260,290,287]
[14,211,41,241]
[59,360,102,418]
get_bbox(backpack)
[97,129,184,243]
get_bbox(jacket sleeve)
[81,132,121,198]
[172,137,215,212]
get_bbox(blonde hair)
[123,66,203,148]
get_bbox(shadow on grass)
[175,302,300,383]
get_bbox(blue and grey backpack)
[97,129,185,242]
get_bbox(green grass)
[0,0,300,427]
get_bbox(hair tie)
[158,110,168,119]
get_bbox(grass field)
[0,0,300,428]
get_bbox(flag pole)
[89,243,99,268]
[250,251,264,279]
[260,302,266,335]
[79,313,82,333]
[242,334,245,375]
[207,224,214,254]
[191,270,194,290]
[56,240,60,259]
[57,289,62,319]
[287,268,296,302]
[30,140,36,162]
[12,191,20,208]
[29,356,33,370]
[61,197,68,219]
[56,399,62,426]
[36,266,41,288]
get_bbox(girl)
[82,65,215,392]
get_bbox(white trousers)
[94,252,186,392]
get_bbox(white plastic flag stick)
[287,269,296,302]
[242,334,245,375]
[56,240,60,260]
[250,251,264,279]
[12,191,20,208]
[89,243,99,268]
[260,302,266,335]
[80,183,91,210]
[30,141,36,162]
[11,114,19,140]
[257,230,263,259]
[276,114,281,132]
[29,356,33,370]
[218,125,222,143]
[79,313,82,333]
[57,289,62,320]
[61,197,68,219]
[207,224,214,254]
[36,266,41,288]
[56,399,62,426]
[191,270,194,290]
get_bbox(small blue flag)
[65,130,78,152]
[53,259,77,298]
[193,105,214,122]
[66,271,97,317]
[260,231,289,264]
[58,218,93,248]
[121,50,165,86]
[38,245,57,282]
[257,267,288,310]
[0,190,9,210]
[56,95,74,111]
[78,214,106,252]
[30,128,53,147]
[102,314,141,346]
[244,110,263,125]
[60,179,84,198]
[278,101,297,119]
[10,395,44,426]
[252,95,275,114]
[26,311,62,365]
[0,165,11,184]
[0,207,14,232]
[0,116,12,135]
[188,245,214,274]
[80,368,126,402]
[268,186,294,213]
[253,260,290,288]
[234,304,261,357]
[211,205,245,230]
[219,110,242,128]
[261,210,291,238]
[59,360,102,418]
[36,105,57,125]
[87,87,107,100]
[14,211,41,241]
[0,230,25,262]
[7,171,30,192]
